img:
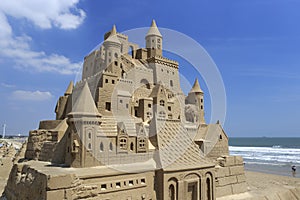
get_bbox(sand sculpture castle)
[4,20,247,200]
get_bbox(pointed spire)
[104,24,121,44]
[64,81,74,96]
[146,19,162,37]
[69,82,100,117]
[111,24,117,36]
[151,19,157,28]
[190,78,203,93]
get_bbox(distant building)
[5,20,246,200]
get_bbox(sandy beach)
[218,171,300,200]
[0,141,300,199]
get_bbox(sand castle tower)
[103,25,121,67]
[146,20,163,58]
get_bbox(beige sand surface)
[0,144,16,195]
[0,142,300,200]
[218,171,300,200]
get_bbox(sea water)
[229,137,300,178]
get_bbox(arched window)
[88,143,91,149]
[109,142,113,151]
[206,177,211,200]
[219,134,223,140]
[88,132,91,139]
[169,184,175,200]
[130,142,134,151]
[170,80,173,87]
[160,100,165,106]
[100,142,104,151]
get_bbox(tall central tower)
[145,20,163,58]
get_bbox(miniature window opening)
[159,111,166,118]
[129,180,134,186]
[114,53,118,58]
[170,80,173,87]
[135,109,138,117]
[219,135,223,140]
[109,142,113,151]
[120,138,127,150]
[120,99,123,103]
[160,100,165,106]
[101,184,107,190]
[88,143,91,149]
[201,105,203,110]
[112,79,115,84]
[169,184,175,200]
[139,139,146,148]
[88,132,91,139]
[126,104,129,109]
[109,52,111,56]
[161,69,163,72]
[116,182,121,188]
[130,142,134,151]
[157,39,160,43]
[141,178,146,184]
[114,61,118,66]
[206,177,211,200]
[146,112,151,118]
[168,106,171,111]
[105,79,108,83]
[148,104,151,108]
[100,142,104,151]
[105,102,111,111]
[168,114,172,119]
[201,98,203,103]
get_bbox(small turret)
[187,78,205,124]
[103,25,121,67]
[145,20,163,57]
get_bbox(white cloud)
[11,90,53,101]
[0,0,86,30]
[1,83,15,88]
[0,1,84,75]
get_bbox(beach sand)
[0,142,300,199]
[217,171,300,200]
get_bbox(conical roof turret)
[104,25,121,44]
[189,78,203,93]
[146,19,162,38]
[69,82,101,117]
[64,81,74,96]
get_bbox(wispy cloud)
[1,83,15,88]
[11,90,53,101]
[0,1,85,75]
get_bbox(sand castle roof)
[64,81,74,96]
[189,78,203,93]
[146,20,162,38]
[104,25,121,44]
[153,118,213,171]
[69,82,101,117]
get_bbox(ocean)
[229,137,300,178]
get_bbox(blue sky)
[0,0,299,137]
